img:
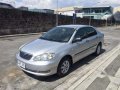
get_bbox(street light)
[56,0,58,26]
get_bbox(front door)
[72,27,90,63]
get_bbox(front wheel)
[57,57,71,77]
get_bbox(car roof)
[57,25,92,29]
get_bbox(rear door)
[85,27,99,53]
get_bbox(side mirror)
[72,38,82,43]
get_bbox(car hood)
[21,39,65,55]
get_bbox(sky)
[0,0,120,9]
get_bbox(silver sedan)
[16,25,104,77]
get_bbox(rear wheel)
[57,57,71,77]
[95,44,102,56]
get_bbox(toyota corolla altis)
[16,25,104,77]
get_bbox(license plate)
[18,60,25,68]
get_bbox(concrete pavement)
[68,44,120,90]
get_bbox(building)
[0,2,14,9]
[75,6,113,20]
[113,6,120,21]
[55,6,113,20]
[18,6,28,11]
[29,9,54,14]
[55,6,81,16]
[113,6,120,13]
[42,9,54,14]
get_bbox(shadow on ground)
[24,49,105,82]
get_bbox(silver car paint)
[16,25,104,76]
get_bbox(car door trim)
[74,44,97,56]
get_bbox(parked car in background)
[16,25,104,77]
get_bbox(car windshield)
[40,27,75,42]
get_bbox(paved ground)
[88,55,120,90]
[69,48,120,90]
[0,26,120,90]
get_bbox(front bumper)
[16,54,59,76]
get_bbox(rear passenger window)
[73,27,97,41]
[86,27,97,37]
[73,28,87,40]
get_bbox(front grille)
[20,51,32,60]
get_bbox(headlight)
[33,53,55,61]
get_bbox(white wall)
[58,11,75,16]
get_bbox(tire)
[94,44,102,56]
[57,57,71,77]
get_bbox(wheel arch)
[98,42,102,47]
[59,55,73,65]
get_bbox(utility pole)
[89,8,91,25]
[56,0,58,26]
[73,13,76,24]
[106,18,108,27]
